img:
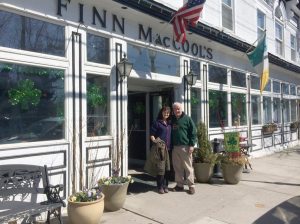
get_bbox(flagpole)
[245,30,267,54]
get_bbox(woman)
[150,106,172,194]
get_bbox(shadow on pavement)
[253,196,300,224]
[128,173,157,194]
[242,179,300,187]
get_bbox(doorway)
[128,89,173,169]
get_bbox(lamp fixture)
[184,70,197,86]
[117,53,133,81]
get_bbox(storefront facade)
[1,0,300,196]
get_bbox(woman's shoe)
[158,188,165,194]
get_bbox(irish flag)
[246,32,269,93]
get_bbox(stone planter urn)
[101,181,129,212]
[193,162,213,183]
[67,193,104,224]
[221,163,243,184]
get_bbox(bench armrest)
[45,184,66,207]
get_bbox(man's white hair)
[172,102,182,109]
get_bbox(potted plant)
[98,169,133,212]
[262,123,278,135]
[219,152,247,184]
[290,121,299,132]
[67,188,104,224]
[193,122,218,183]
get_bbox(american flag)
[172,0,206,44]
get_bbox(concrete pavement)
[60,147,300,224]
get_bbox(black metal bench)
[0,164,65,224]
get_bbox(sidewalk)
[61,147,300,224]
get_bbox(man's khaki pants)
[172,145,195,188]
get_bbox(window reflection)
[86,74,109,137]
[190,60,201,80]
[87,33,110,64]
[0,10,65,56]
[209,90,228,128]
[263,96,272,123]
[191,88,201,124]
[127,44,180,76]
[251,95,261,125]
[208,65,227,84]
[0,63,65,144]
[251,75,260,90]
[273,97,281,123]
[231,93,247,126]
[231,70,246,87]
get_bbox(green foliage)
[69,188,102,202]
[98,176,133,186]
[87,84,106,108]
[133,102,145,114]
[8,79,42,110]
[194,122,218,164]
[219,153,247,166]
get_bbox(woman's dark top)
[150,120,171,150]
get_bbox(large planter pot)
[193,162,213,183]
[221,163,243,184]
[67,193,104,224]
[101,181,129,212]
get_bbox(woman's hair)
[157,106,171,120]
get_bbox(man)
[171,102,197,194]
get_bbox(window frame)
[257,9,266,39]
[222,0,234,31]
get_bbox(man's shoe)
[188,187,195,195]
[172,185,184,192]
[158,188,165,194]
[164,188,169,193]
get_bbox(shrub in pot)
[193,122,218,183]
[219,152,246,184]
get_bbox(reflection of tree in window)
[251,95,261,124]
[209,90,227,128]
[86,75,109,137]
[231,93,247,126]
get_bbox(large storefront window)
[251,95,261,124]
[273,97,281,123]
[291,100,297,121]
[231,93,247,126]
[231,71,246,88]
[87,74,109,137]
[0,10,65,56]
[127,44,180,76]
[208,65,227,84]
[0,63,64,144]
[87,33,110,64]
[283,99,290,122]
[191,88,201,125]
[263,96,272,123]
[209,90,228,128]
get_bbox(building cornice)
[113,0,300,74]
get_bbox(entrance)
[128,89,173,169]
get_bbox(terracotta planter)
[101,181,129,212]
[67,193,104,224]
[193,162,213,183]
[221,163,243,184]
